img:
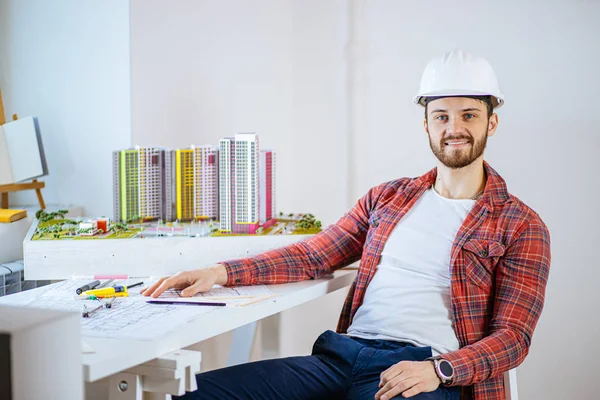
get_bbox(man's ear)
[487,113,499,137]
[424,118,429,135]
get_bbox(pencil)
[147,300,226,307]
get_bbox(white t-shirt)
[347,185,476,355]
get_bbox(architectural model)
[110,133,283,235]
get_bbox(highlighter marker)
[84,286,127,296]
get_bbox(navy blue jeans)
[175,330,460,400]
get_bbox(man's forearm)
[441,328,529,386]
[217,189,376,286]
[220,225,365,286]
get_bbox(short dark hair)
[424,95,494,120]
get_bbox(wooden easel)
[0,90,46,210]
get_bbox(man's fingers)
[380,361,409,388]
[376,374,406,399]
[150,277,178,298]
[401,383,426,398]
[380,364,398,380]
[379,377,419,400]
[141,277,167,296]
[379,365,402,387]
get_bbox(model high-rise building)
[219,138,235,233]
[174,145,218,221]
[112,147,173,222]
[219,133,260,234]
[194,146,219,220]
[113,149,139,222]
[174,148,194,221]
[259,150,276,225]
[140,147,173,221]
[234,133,260,234]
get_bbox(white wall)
[130,0,349,226]
[0,0,131,216]
[360,1,599,399]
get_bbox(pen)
[126,282,144,290]
[96,279,114,289]
[76,280,101,295]
[84,286,127,296]
[147,300,226,307]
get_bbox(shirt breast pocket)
[461,239,506,289]
[364,212,381,250]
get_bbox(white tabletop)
[0,270,356,382]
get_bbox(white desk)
[0,270,356,399]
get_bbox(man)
[142,50,551,400]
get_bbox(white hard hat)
[414,50,504,109]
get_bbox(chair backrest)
[503,369,519,400]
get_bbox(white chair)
[504,368,519,400]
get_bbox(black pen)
[76,280,100,295]
[147,300,226,307]
[126,282,144,290]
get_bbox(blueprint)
[22,279,216,340]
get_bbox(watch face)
[439,360,453,377]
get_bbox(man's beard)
[428,129,488,169]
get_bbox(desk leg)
[108,373,143,400]
[105,349,201,400]
[260,313,283,360]
[227,321,258,366]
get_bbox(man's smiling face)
[424,97,498,169]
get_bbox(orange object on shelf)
[97,219,108,233]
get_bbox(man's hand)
[141,264,228,298]
[375,360,441,399]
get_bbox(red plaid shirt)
[222,162,551,400]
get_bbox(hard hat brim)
[414,89,504,109]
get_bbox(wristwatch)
[428,357,454,385]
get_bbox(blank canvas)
[2,116,46,183]
[0,126,13,185]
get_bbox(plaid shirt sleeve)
[220,185,383,286]
[442,217,551,386]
